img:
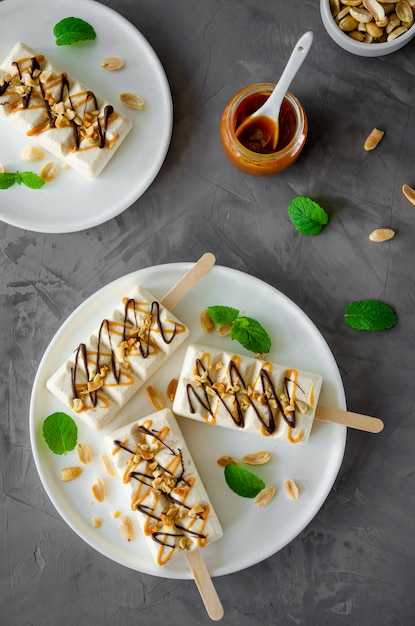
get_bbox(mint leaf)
[207,305,239,326]
[19,172,45,189]
[0,172,17,189]
[344,300,397,331]
[288,196,329,236]
[53,17,97,46]
[0,171,45,190]
[224,464,265,498]
[42,412,78,455]
[230,316,271,353]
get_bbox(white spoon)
[235,31,313,151]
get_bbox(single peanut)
[364,128,384,151]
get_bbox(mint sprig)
[207,305,271,354]
[207,305,239,326]
[0,171,45,190]
[224,463,265,498]
[231,316,271,353]
[288,196,329,236]
[42,412,78,455]
[53,17,96,46]
[344,300,397,331]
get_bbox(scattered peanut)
[20,146,44,162]
[369,228,395,242]
[242,451,271,466]
[40,161,58,183]
[166,378,178,403]
[402,183,415,206]
[119,515,134,542]
[76,442,92,465]
[100,452,118,477]
[91,477,106,502]
[60,467,82,482]
[217,455,238,467]
[254,486,276,508]
[364,128,384,151]
[218,323,232,336]
[200,309,215,332]
[119,92,145,110]
[285,479,300,500]
[146,385,165,411]
[101,57,125,71]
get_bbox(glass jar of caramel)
[220,82,308,176]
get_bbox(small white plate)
[0,0,172,233]
[30,264,347,579]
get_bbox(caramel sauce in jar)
[220,83,308,176]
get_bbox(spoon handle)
[268,31,313,117]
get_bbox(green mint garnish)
[53,17,97,46]
[0,173,17,189]
[206,305,271,354]
[207,305,239,326]
[344,300,398,331]
[288,196,329,236]
[42,412,78,455]
[17,171,45,189]
[230,316,271,354]
[0,171,45,190]
[224,463,265,498]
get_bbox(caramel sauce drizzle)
[186,355,311,441]
[3,53,119,150]
[70,297,181,410]
[112,419,209,565]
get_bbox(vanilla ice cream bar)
[0,42,132,177]
[172,344,323,444]
[106,409,223,566]
[46,286,189,430]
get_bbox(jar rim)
[225,83,306,162]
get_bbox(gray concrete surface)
[1,0,415,624]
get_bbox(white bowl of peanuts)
[320,0,415,56]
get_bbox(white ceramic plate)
[0,0,172,233]
[30,263,347,579]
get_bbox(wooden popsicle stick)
[186,551,224,621]
[161,252,216,310]
[161,255,222,618]
[315,405,384,433]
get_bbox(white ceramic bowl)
[320,0,415,57]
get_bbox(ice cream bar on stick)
[106,409,224,620]
[172,344,383,444]
[0,42,132,177]
[46,253,216,431]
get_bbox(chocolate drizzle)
[0,79,10,97]
[70,298,178,406]
[114,422,207,553]
[15,57,40,108]
[186,356,306,433]
[3,53,118,151]
[135,505,206,546]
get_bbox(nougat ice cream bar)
[0,42,132,177]
[172,344,323,444]
[106,409,223,566]
[46,286,189,430]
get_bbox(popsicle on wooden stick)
[0,42,132,178]
[105,408,223,560]
[46,285,190,430]
[173,343,322,444]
